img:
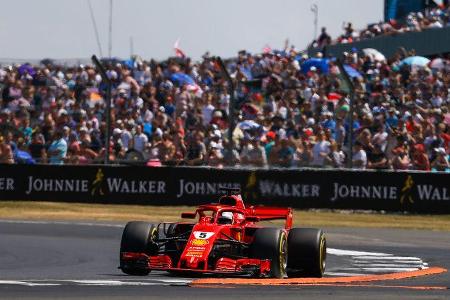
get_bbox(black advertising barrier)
[0,164,449,213]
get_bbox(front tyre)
[249,228,287,278]
[120,221,157,276]
[287,228,326,278]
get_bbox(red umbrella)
[327,92,342,101]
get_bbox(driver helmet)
[219,211,234,224]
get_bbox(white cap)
[307,117,315,126]
[213,129,222,138]
[434,147,446,154]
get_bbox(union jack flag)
[174,38,186,58]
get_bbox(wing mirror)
[181,212,196,219]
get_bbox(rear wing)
[246,206,293,229]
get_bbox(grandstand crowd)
[0,8,449,171]
[313,4,450,47]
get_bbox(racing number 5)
[199,232,207,239]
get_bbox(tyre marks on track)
[0,279,191,287]
[326,248,428,277]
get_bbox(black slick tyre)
[249,227,288,278]
[287,228,326,278]
[120,221,157,276]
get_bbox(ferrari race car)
[119,188,326,278]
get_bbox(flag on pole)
[262,44,272,54]
[174,38,186,58]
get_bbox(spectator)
[431,147,450,171]
[158,133,176,164]
[325,141,345,168]
[221,139,240,166]
[352,141,367,169]
[367,144,390,169]
[312,131,331,167]
[372,125,388,152]
[185,132,206,166]
[0,135,14,164]
[206,144,224,167]
[297,139,314,167]
[392,146,411,170]
[112,128,125,160]
[245,138,267,168]
[121,121,133,151]
[317,27,331,48]
[47,130,67,165]
[272,138,294,168]
[412,144,430,171]
[28,132,47,163]
[133,124,148,153]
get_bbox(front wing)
[121,252,271,276]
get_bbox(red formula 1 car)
[119,188,326,278]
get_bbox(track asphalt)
[0,220,448,299]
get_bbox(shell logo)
[191,239,209,246]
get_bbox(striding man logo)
[400,175,414,205]
[91,168,105,196]
[244,172,258,200]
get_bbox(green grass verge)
[0,201,449,231]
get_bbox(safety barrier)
[0,164,449,213]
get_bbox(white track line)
[324,272,366,277]
[0,279,191,287]
[0,281,60,286]
[327,248,390,257]
[351,263,425,267]
[341,267,421,272]
[354,256,423,260]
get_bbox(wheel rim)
[150,227,157,242]
[279,232,288,276]
[319,235,326,274]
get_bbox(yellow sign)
[191,239,209,246]
[400,175,414,205]
[186,251,203,257]
[91,168,105,196]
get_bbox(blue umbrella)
[343,65,362,78]
[18,64,36,77]
[122,58,135,69]
[169,72,195,86]
[300,58,329,74]
[14,150,35,164]
[400,56,430,67]
[238,120,261,131]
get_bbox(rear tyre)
[120,221,157,276]
[249,228,287,278]
[287,228,326,278]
